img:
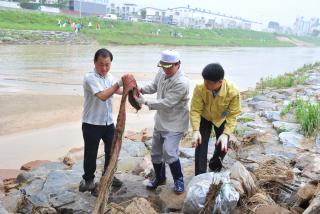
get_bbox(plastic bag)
[182,171,239,214]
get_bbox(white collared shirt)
[82,70,115,126]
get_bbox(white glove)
[135,95,147,105]
[216,134,229,153]
[192,131,202,148]
[117,79,123,87]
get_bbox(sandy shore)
[0,70,203,169]
[0,93,155,169]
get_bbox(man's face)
[94,56,111,77]
[204,79,223,91]
[162,63,180,77]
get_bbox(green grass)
[281,99,320,136]
[0,9,308,47]
[258,62,319,89]
[238,117,255,123]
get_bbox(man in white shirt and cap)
[135,50,189,194]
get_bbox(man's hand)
[192,131,202,148]
[117,79,123,87]
[135,94,147,105]
[216,134,228,153]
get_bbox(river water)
[1,45,320,94]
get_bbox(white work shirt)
[82,70,115,126]
[141,69,190,132]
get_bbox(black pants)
[195,117,226,175]
[82,122,115,181]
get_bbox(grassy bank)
[1,9,319,47]
[281,99,320,136]
[242,62,320,137]
[258,62,320,88]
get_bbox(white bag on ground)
[182,171,239,214]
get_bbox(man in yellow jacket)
[190,63,241,175]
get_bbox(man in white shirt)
[135,50,189,194]
[79,48,123,193]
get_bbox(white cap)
[157,50,180,68]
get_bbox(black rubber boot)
[169,159,184,194]
[146,162,166,190]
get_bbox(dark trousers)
[195,117,226,175]
[82,122,115,181]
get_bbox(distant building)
[139,6,262,31]
[69,0,108,16]
[139,7,166,23]
[293,17,312,36]
[267,21,280,32]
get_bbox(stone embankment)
[0,29,95,45]
[1,68,320,213]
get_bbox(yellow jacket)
[190,79,241,135]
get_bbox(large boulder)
[272,121,301,133]
[279,132,305,149]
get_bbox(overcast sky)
[114,0,319,26]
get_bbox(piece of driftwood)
[93,74,141,214]
[200,181,223,214]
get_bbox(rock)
[252,95,272,102]
[131,155,153,177]
[277,88,297,96]
[237,112,257,122]
[316,133,320,152]
[295,183,317,206]
[0,169,22,182]
[110,173,157,204]
[17,168,95,213]
[248,101,276,111]
[305,72,320,85]
[245,121,271,129]
[294,153,315,170]
[16,171,33,184]
[3,178,18,193]
[125,128,153,142]
[259,111,280,122]
[120,140,147,157]
[272,121,301,133]
[179,148,195,159]
[303,191,320,214]
[266,92,287,100]
[1,190,22,213]
[255,205,291,214]
[0,202,9,214]
[279,132,304,149]
[117,156,144,173]
[17,162,66,183]
[65,147,84,161]
[62,156,75,167]
[302,157,320,180]
[20,160,51,171]
[125,197,157,214]
[156,185,186,212]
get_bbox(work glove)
[192,131,202,148]
[116,79,123,87]
[135,94,147,105]
[216,133,229,153]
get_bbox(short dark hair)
[94,48,113,62]
[202,63,224,82]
